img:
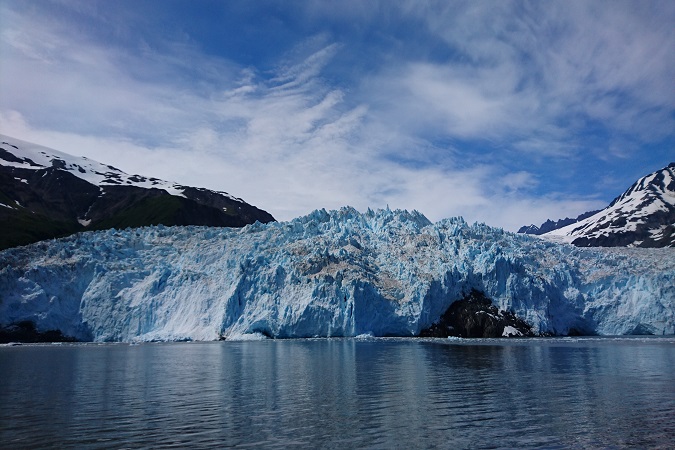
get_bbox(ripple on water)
[0,338,674,448]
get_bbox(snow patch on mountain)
[0,134,243,203]
[1,207,673,342]
[543,163,675,247]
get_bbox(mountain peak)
[542,163,675,247]
[518,210,600,236]
[0,134,274,250]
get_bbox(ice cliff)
[1,207,673,341]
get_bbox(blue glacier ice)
[1,207,673,341]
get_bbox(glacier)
[1,207,673,342]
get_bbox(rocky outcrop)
[419,290,537,338]
[0,321,79,343]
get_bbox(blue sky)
[1,0,673,229]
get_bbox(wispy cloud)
[372,1,674,151]
[0,0,672,230]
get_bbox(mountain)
[1,207,672,342]
[518,210,601,235]
[542,163,675,247]
[0,135,274,250]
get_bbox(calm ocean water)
[1,337,674,449]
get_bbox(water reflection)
[419,340,675,448]
[1,339,674,448]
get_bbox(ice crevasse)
[0,207,673,342]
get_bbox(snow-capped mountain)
[518,210,600,235]
[543,163,675,247]
[0,134,274,249]
[1,207,672,342]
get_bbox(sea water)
[1,337,674,448]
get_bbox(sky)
[0,0,673,230]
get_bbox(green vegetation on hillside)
[92,195,184,230]
[0,210,79,251]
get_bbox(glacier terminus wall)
[1,207,673,342]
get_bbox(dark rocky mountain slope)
[0,135,274,250]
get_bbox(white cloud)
[397,0,675,145]
[0,1,672,231]
[372,62,542,141]
[2,104,607,230]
